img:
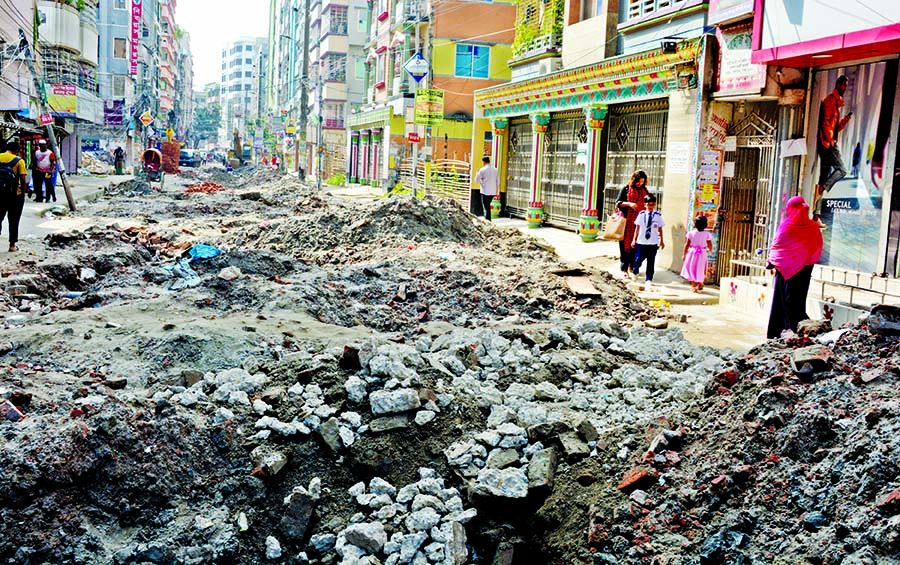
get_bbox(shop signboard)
[130,0,142,75]
[414,89,444,126]
[715,24,766,95]
[708,0,753,25]
[48,84,77,117]
[807,61,898,274]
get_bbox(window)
[114,0,126,9]
[245,45,254,51]
[355,59,365,79]
[113,75,126,97]
[244,84,251,90]
[375,54,385,85]
[626,0,689,20]
[113,38,127,59]
[356,8,367,32]
[245,58,252,64]
[323,54,347,81]
[328,6,348,34]
[454,44,489,78]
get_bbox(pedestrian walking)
[32,139,57,203]
[615,170,650,278]
[680,215,713,293]
[766,196,823,339]
[113,146,125,175]
[474,156,499,221]
[272,155,278,169]
[0,140,28,252]
[631,193,665,282]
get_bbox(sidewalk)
[20,173,116,242]
[491,216,768,351]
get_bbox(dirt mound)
[105,178,153,197]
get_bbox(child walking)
[681,215,713,292]
[631,194,665,282]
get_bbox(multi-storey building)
[174,29,193,140]
[33,0,104,172]
[135,0,162,148]
[347,0,515,189]
[0,0,37,129]
[219,37,266,148]
[303,0,368,179]
[158,0,177,123]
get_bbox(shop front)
[473,40,702,244]
[347,106,405,187]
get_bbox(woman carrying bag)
[614,170,650,277]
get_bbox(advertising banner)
[131,0,142,75]
[254,127,264,149]
[104,100,125,126]
[715,24,766,95]
[414,89,444,126]
[48,84,77,117]
[807,61,898,273]
[708,0,754,25]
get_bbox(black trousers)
[633,244,659,281]
[33,171,55,201]
[480,193,494,221]
[0,193,26,245]
[767,264,814,339]
[619,241,636,272]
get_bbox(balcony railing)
[512,33,562,59]
[627,0,690,20]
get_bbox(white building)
[219,37,267,144]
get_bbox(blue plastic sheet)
[187,244,222,262]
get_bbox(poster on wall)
[715,24,767,94]
[807,61,898,274]
[130,0,142,75]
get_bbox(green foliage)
[326,173,346,186]
[76,0,86,11]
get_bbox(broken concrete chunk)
[369,415,409,433]
[486,448,520,469]
[868,304,900,335]
[414,410,436,426]
[617,466,656,492]
[369,388,422,415]
[344,522,387,553]
[472,467,529,499]
[526,421,570,442]
[319,417,342,453]
[251,446,288,476]
[790,345,833,374]
[559,431,590,463]
[527,447,557,493]
[405,507,442,532]
[281,491,315,540]
[575,418,599,443]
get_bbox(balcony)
[37,1,81,53]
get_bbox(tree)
[193,102,222,145]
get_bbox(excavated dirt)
[0,167,897,565]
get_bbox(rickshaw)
[140,148,164,189]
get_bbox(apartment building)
[174,29,193,140]
[347,0,515,189]
[219,37,267,146]
[304,0,368,179]
[158,0,177,120]
[0,0,37,126]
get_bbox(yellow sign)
[48,84,77,116]
[139,111,154,126]
[414,88,444,126]
[285,119,296,134]
[701,183,716,202]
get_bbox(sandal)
[8,245,17,252]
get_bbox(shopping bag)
[601,213,627,241]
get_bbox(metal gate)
[717,109,777,282]
[603,101,669,221]
[543,111,587,228]
[506,119,532,217]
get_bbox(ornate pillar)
[371,128,382,187]
[350,131,359,183]
[360,129,371,185]
[579,105,608,242]
[527,112,550,228]
[490,118,508,219]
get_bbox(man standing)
[33,139,57,203]
[113,146,126,175]
[0,140,28,252]
[474,155,499,222]
[813,75,852,218]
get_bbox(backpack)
[0,157,21,197]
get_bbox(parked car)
[179,149,200,167]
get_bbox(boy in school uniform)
[631,194,665,282]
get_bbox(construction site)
[0,168,898,565]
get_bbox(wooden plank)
[565,276,602,296]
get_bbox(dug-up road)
[0,168,896,565]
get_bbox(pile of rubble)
[1,169,897,565]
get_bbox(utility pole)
[299,0,311,175]
[412,0,420,198]
[316,78,323,192]
[18,29,76,212]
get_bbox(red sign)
[39,114,54,125]
[130,0,142,75]
[408,132,420,143]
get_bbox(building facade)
[347,0,516,191]
[219,37,267,149]
[0,0,37,126]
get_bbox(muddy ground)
[0,168,897,565]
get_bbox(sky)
[176,0,270,88]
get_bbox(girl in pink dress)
[680,215,713,292]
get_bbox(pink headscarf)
[768,196,823,280]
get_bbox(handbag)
[601,212,627,241]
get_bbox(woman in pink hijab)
[766,196,823,338]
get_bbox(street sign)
[39,113,53,125]
[414,88,444,126]
[139,111,154,126]
[408,132,420,143]
[403,52,429,83]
